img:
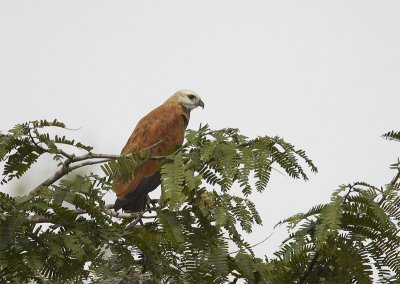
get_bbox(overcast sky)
[1,1,399,257]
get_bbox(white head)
[167,89,205,111]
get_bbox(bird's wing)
[112,103,188,200]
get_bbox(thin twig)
[343,184,354,203]
[29,126,73,160]
[390,169,400,188]
[58,149,74,160]
[69,159,110,171]
[378,168,400,205]
[103,208,138,219]
[229,231,274,255]
[28,130,50,154]
[172,142,188,156]
[141,139,165,152]
[125,211,146,229]
[123,201,163,229]
[271,166,287,177]
[238,138,261,148]
[70,142,172,164]
[30,167,69,195]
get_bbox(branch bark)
[27,203,159,224]
[29,152,173,196]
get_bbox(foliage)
[0,120,315,283]
[267,138,400,283]
[0,119,399,283]
[382,131,400,143]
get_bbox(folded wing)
[112,103,188,212]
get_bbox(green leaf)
[161,152,187,210]
[158,210,184,248]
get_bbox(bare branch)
[141,139,165,151]
[27,213,157,224]
[390,168,400,188]
[229,231,273,255]
[103,207,140,219]
[71,153,120,163]
[28,129,50,154]
[377,168,400,205]
[28,138,186,196]
[125,211,146,229]
[27,204,159,224]
[30,167,69,195]
[30,159,111,196]
[28,215,54,223]
[58,149,74,160]
[69,159,110,171]
[69,152,170,164]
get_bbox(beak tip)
[199,100,205,109]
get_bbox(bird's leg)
[144,196,160,214]
[145,194,152,212]
[149,198,160,206]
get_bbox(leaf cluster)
[6,121,399,283]
[95,124,317,282]
[269,160,400,282]
[0,119,93,185]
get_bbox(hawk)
[113,90,204,212]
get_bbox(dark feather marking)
[179,114,188,128]
[114,171,161,212]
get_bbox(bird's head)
[167,89,205,111]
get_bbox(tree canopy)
[0,120,399,283]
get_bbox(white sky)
[1,1,399,258]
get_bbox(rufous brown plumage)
[113,90,204,212]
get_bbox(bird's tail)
[113,195,146,212]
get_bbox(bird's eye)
[188,94,195,100]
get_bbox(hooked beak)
[198,99,205,109]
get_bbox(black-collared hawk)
[113,90,204,212]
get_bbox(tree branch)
[30,166,70,195]
[125,211,146,229]
[229,231,273,255]
[28,215,54,223]
[70,153,120,163]
[103,204,156,219]
[389,168,400,188]
[69,159,111,171]
[27,204,159,224]
[378,168,400,205]
[29,151,172,196]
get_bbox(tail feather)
[113,171,161,212]
[114,195,146,212]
